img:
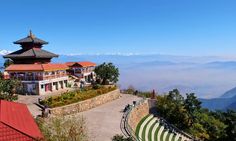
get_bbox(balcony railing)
[10,74,68,81]
[74,70,93,74]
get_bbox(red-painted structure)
[0,100,43,141]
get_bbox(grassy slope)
[135,114,150,139]
[142,117,154,141]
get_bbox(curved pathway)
[72,94,141,141]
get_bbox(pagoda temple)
[3,31,96,95]
[3,31,58,64]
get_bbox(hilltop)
[200,87,236,111]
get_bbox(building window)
[41,85,44,89]
[33,84,36,90]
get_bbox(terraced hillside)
[135,114,191,141]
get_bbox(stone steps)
[135,114,192,141]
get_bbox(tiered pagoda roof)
[13,31,48,45]
[4,48,58,59]
[3,31,58,64]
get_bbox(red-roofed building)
[2,32,71,95]
[5,63,69,95]
[66,61,96,84]
[0,100,43,141]
[3,32,97,95]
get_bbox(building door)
[56,82,58,90]
[49,83,52,91]
[45,84,49,92]
[27,84,35,94]
[60,81,63,89]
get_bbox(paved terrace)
[17,88,75,117]
[17,93,142,141]
[72,94,141,141]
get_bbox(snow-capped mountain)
[0,50,12,55]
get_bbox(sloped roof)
[5,63,69,72]
[14,36,48,45]
[14,31,48,45]
[0,122,33,141]
[66,61,96,67]
[3,48,58,58]
[0,100,43,139]
[42,63,69,71]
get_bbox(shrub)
[36,116,88,141]
[112,134,133,141]
[92,84,101,89]
[41,85,117,108]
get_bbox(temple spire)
[28,30,35,38]
[13,31,48,45]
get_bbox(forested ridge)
[156,89,236,141]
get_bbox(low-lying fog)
[55,54,236,98]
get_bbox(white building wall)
[22,76,69,95]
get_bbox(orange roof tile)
[5,63,68,72]
[66,61,96,67]
[65,62,76,66]
[42,63,68,71]
[78,61,96,67]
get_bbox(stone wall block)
[50,89,120,116]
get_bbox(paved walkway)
[17,95,42,117]
[74,94,142,141]
[16,88,75,117]
[17,93,142,141]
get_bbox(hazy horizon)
[0,52,235,99]
[51,54,236,99]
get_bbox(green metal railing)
[123,98,146,141]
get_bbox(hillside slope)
[220,86,236,98]
[200,95,236,111]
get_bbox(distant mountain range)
[203,61,236,69]
[220,87,236,98]
[200,87,236,111]
[1,52,236,110]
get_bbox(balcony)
[10,73,68,81]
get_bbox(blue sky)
[0,0,236,56]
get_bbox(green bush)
[40,85,117,108]
[112,134,133,141]
[92,84,102,89]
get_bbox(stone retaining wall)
[50,89,120,116]
[128,100,149,131]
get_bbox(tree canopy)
[4,59,13,68]
[0,78,21,101]
[156,89,232,141]
[94,62,119,85]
